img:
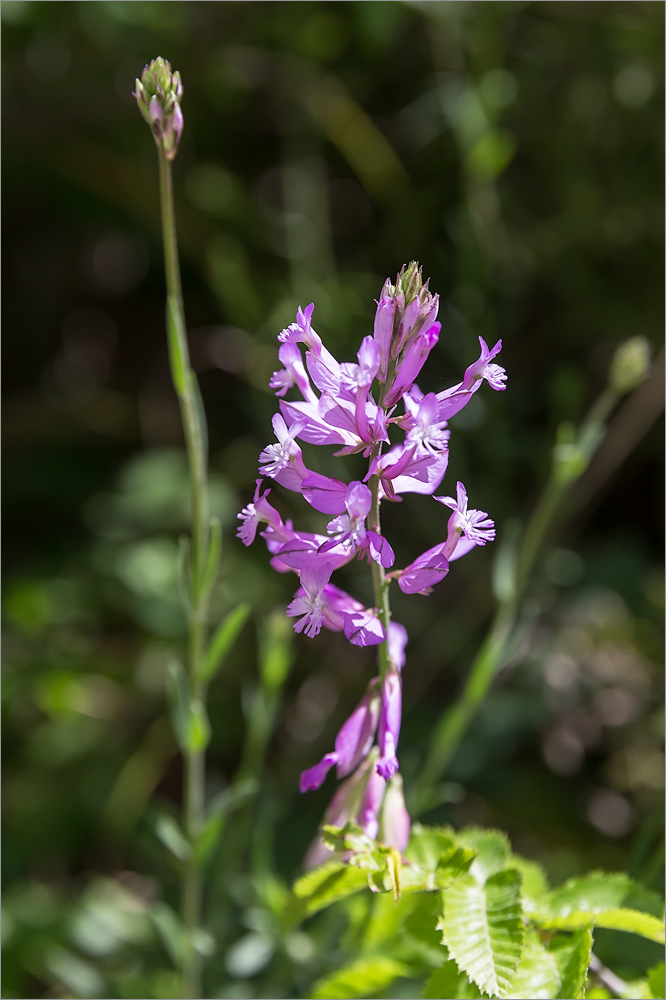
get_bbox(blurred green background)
[2,2,664,998]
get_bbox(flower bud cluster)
[237,264,507,856]
[133,57,184,160]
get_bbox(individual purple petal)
[299,752,338,792]
[365,531,395,568]
[280,398,358,449]
[394,543,449,594]
[393,447,449,496]
[302,473,349,515]
[377,672,401,780]
[306,349,341,396]
[343,609,386,646]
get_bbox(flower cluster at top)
[237,263,506,859]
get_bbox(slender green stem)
[157,147,209,1000]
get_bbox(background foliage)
[2,2,663,998]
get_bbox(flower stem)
[157,147,209,1000]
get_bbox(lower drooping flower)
[303,750,411,869]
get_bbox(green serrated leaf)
[312,955,408,1000]
[648,962,665,1000]
[285,861,368,927]
[402,824,476,892]
[155,813,191,863]
[440,868,524,999]
[536,871,665,944]
[509,856,550,914]
[423,962,483,999]
[543,907,664,943]
[549,927,592,1000]
[505,929,560,999]
[456,827,512,885]
[546,872,664,919]
[198,602,250,685]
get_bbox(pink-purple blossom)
[236,263,506,852]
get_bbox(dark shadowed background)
[2,3,664,998]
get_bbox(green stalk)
[157,146,209,1000]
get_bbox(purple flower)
[434,337,507,421]
[270,342,318,402]
[237,480,289,547]
[434,481,496,558]
[258,413,310,491]
[318,481,395,569]
[401,392,450,457]
[286,563,335,638]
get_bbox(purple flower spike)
[377,671,402,780]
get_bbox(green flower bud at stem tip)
[609,336,651,395]
[133,57,184,160]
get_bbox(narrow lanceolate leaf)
[284,861,368,927]
[549,927,592,1000]
[311,955,408,1000]
[439,869,524,999]
[198,602,250,685]
[504,930,559,999]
